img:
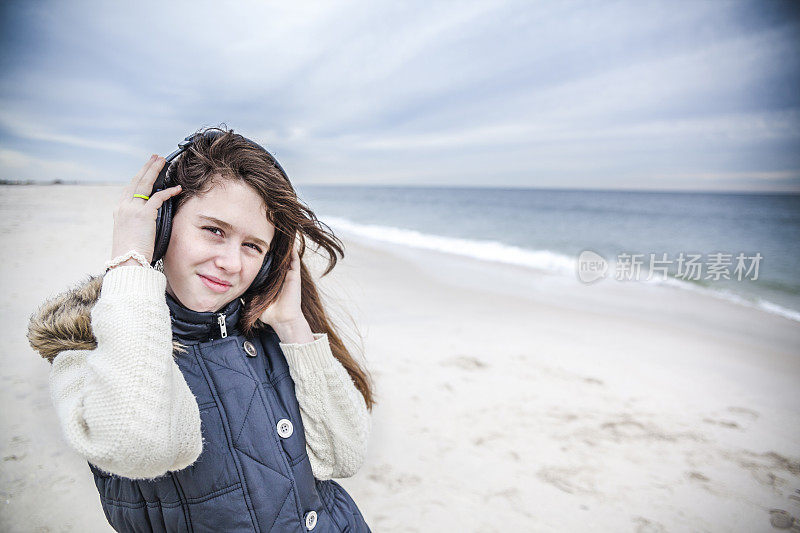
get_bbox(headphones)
[150,130,288,294]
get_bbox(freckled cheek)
[169,245,210,277]
[183,240,213,260]
[246,257,266,280]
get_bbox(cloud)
[0,0,797,191]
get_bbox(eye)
[203,226,223,237]
[203,226,262,253]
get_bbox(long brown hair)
[166,125,375,411]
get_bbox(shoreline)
[320,214,800,325]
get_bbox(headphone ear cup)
[151,160,176,265]
[151,197,173,265]
[249,251,273,292]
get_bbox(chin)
[170,277,241,313]
[197,290,241,313]
[193,294,224,313]
[192,301,214,313]
[172,287,217,314]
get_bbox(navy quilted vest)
[86,293,371,532]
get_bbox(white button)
[243,341,257,357]
[277,418,293,438]
[304,510,317,530]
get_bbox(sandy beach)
[2,184,799,532]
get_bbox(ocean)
[296,185,800,323]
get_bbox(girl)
[27,127,375,532]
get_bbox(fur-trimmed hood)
[27,274,184,364]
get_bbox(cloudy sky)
[1,0,798,191]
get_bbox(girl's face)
[163,178,275,313]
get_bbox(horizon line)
[2,179,799,196]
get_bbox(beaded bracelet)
[104,250,152,272]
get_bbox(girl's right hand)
[110,155,183,265]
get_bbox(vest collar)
[165,292,243,342]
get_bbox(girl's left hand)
[258,236,304,328]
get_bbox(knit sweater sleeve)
[279,333,371,480]
[48,265,203,480]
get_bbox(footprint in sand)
[687,471,710,483]
[536,465,599,496]
[723,449,800,489]
[768,508,796,529]
[366,463,422,491]
[487,487,524,506]
[439,355,488,371]
[471,431,504,448]
[727,406,759,420]
[4,435,30,462]
[701,417,741,430]
[597,414,705,443]
[632,516,667,533]
[700,406,760,431]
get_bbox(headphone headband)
[153,130,288,192]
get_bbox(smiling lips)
[199,274,232,293]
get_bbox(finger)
[134,156,167,196]
[290,239,301,269]
[287,251,299,273]
[122,155,158,199]
[145,185,182,209]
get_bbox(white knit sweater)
[48,265,371,481]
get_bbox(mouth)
[199,274,232,293]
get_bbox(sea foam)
[322,215,800,323]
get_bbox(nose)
[214,242,242,275]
